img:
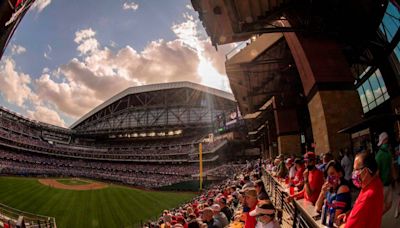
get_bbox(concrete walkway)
[381,184,400,227]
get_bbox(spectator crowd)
[146,131,400,228]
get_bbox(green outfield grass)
[0,177,196,228]
[56,178,91,185]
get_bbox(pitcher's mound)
[39,178,108,190]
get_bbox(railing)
[262,169,322,228]
[0,203,56,228]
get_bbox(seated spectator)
[187,220,201,228]
[202,207,221,228]
[315,160,351,222]
[254,180,269,200]
[217,197,232,222]
[339,152,384,228]
[211,204,229,227]
[242,175,254,189]
[243,188,258,228]
[287,152,324,205]
[249,200,280,228]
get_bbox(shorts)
[383,186,393,208]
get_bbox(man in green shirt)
[375,132,393,214]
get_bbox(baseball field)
[0,177,196,228]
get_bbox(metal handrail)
[261,169,319,228]
[0,203,56,228]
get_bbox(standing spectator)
[285,158,296,181]
[287,152,324,205]
[375,132,393,214]
[292,158,305,190]
[341,148,353,182]
[339,151,384,228]
[315,160,351,222]
[275,155,287,178]
[249,201,280,228]
[318,152,334,173]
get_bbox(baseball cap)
[249,202,275,217]
[377,132,388,146]
[244,187,257,198]
[211,204,221,212]
[304,152,316,161]
[285,158,294,164]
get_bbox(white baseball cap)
[377,132,388,146]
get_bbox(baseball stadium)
[1,0,400,228]
[0,80,244,227]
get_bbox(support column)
[274,106,301,156]
[285,33,363,155]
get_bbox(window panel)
[362,81,375,103]
[369,75,383,100]
[357,87,367,107]
[356,68,390,113]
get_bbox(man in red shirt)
[292,158,305,190]
[287,152,324,205]
[339,152,384,228]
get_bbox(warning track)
[38,179,107,190]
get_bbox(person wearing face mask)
[286,152,324,205]
[249,201,280,228]
[338,151,384,228]
[315,160,351,223]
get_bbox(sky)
[0,0,235,128]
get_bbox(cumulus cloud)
[0,12,231,127]
[0,58,36,106]
[186,4,194,10]
[123,2,139,11]
[74,28,99,55]
[31,27,201,119]
[31,0,51,13]
[10,44,26,55]
[27,105,66,127]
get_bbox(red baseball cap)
[304,152,316,161]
